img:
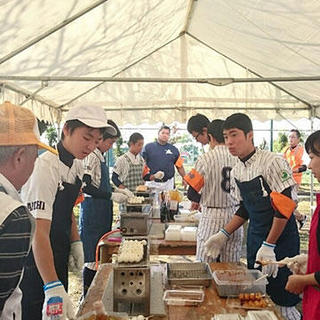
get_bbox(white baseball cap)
[65,105,116,135]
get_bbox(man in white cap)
[0,101,57,319]
[20,105,119,320]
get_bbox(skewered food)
[239,292,267,308]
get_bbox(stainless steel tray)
[167,262,213,287]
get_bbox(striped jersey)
[194,145,240,208]
[231,149,296,202]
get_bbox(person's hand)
[254,241,278,278]
[190,202,200,211]
[285,274,308,294]
[111,192,128,203]
[153,171,164,180]
[116,188,134,198]
[204,229,230,259]
[42,281,75,320]
[282,254,308,274]
[68,240,84,272]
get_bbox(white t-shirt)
[21,150,83,221]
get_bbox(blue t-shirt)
[142,142,180,181]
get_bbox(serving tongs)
[255,258,288,267]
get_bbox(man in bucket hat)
[0,101,56,319]
[20,104,116,320]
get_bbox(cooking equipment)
[167,262,212,287]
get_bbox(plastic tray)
[246,310,278,320]
[212,269,267,297]
[226,296,272,310]
[212,315,243,320]
[163,289,204,306]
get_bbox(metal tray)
[167,262,213,287]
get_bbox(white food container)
[165,225,182,241]
[181,227,197,241]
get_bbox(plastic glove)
[153,171,164,180]
[42,281,75,320]
[254,241,278,278]
[68,240,84,272]
[111,192,128,203]
[282,254,308,275]
[204,229,230,259]
[116,188,134,198]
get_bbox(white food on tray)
[128,196,145,204]
[118,239,146,263]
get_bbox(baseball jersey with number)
[231,149,296,202]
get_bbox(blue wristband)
[220,228,231,238]
[262,241,276,248]
[43,280,63,291]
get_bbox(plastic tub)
[212,269,267,297]
[165,225,182,241]
[181,227,197,241]
[163,289,204,306]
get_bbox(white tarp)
[1,0,320,124]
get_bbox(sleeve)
[112,172,123,187]
[271,187,296,219]
[187,186,201,203]
[20,156,59,221]
[235,201,249,220]
[142,145,148,161]
[184,157,205,192]
[174,155,184,168]
[266,156,296,193]
[0,207,32,312]
[112,156,129,183]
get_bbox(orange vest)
[283,145,304,185]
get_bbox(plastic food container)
[163,289,204,306]
[212,314,243,320]
[247,310,277,320]
[212,269,267,297]
[165,225,182,241]
[181,226,197,241]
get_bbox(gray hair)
[0,145,36,166]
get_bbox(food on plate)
[136,185,148,192]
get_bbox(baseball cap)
[65,104,116,135]
[0,101,58,154]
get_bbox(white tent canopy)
[1,0,320,124]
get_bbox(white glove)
[68,240,84,272]
[111,192,128,203]
[254,241,278,278]
[42,281,75,320]
[282,254,308,275]
[153,171,164,180]
[116,188,134,198]
[204,229,230,259]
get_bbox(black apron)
[235,175,300,307]
[21,178,81,320]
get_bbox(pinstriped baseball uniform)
[193,145,244,263]
[230,149,296,201]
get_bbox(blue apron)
[235,175,300,306]
[21,177,82,320]
[80,160,113,262]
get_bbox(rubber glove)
[153,171,164,180]
[68,240,84,272]
[254,241,278,278]
[111,192,128,203]
[116,188,134,198]
[282,254,308,274]
[204,229,230,259]
[42,281,75,320]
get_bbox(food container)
[180,226,197,241]
[212,269,267,297]
[165,225,182,241]
[163,289,204,306]
[247,310,277,320]
[212,314,243,320]
[167,262,212,287]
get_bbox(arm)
[177,165,186,178]
[33,219,59,284]
[224,214,246,234]
[286,273,319,294]
[82,173,111,199]
[187,186,201,203]
[112,172,125,188]
[0,208,32,313]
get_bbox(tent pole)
[310,116,314,216]
[270,120,273,152]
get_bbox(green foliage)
[273,132,288,153]
[45,125,58,147]
[258,138,268,150]
[114,136,127,157]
